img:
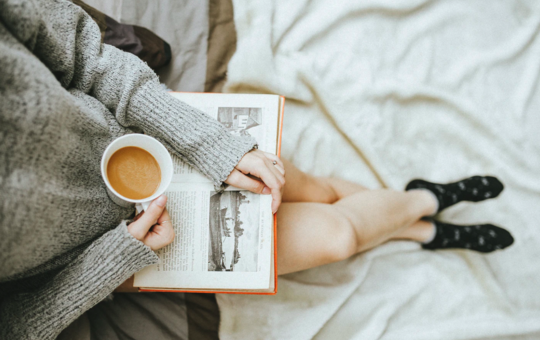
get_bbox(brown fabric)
[186,293,221,340]
[205,0,237,93]
[73,0,171,71]
[103,16,143,56]
[132,25,172,71]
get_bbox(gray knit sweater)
[0,0,256,338]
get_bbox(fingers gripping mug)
[101,134,173,212]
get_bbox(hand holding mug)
[128,195,174,250]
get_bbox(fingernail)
[155,195,167,207]
[262,186,271,194]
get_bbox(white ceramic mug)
[101,134,173,211]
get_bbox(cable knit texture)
[0,0,255,338]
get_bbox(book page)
[134,93,279,290]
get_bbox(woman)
[0,0,512,339]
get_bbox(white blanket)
[218,1,540,339]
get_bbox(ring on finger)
[272,161,277,165]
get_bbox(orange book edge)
[138,93,285,295]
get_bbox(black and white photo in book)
[217,107,264,141]
[208,191,261,272]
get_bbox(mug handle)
[135,201,151,214]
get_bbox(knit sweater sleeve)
[0,222,158,340]
[0,0,256,187]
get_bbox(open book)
[133,92,284,294]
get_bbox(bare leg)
[281,159,368,203]
[392,219,436,243]
[277,160,437,274]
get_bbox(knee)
[320,210,358,263]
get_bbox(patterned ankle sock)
[422,221,514,253]
[405,176,504,213]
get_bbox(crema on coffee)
[106,146,161,200]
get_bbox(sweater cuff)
[128,81,257,187]
[1,221,157,340]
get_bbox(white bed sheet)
[217,1,540,339]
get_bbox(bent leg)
[281,159,368,204]
[277,189,437,275]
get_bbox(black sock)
[406,176,504,213]
[422,221,514,253]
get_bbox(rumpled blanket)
[217,1,540,339]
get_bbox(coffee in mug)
[107,146,161,200]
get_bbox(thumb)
[129,195,167,240]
